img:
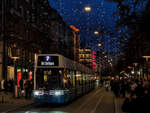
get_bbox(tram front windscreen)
[36,68,64,90]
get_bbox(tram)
[33,54,95,104]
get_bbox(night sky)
[49,0,119,53]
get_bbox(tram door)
[43,70,52,83]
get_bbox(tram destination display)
[37,56,59,66]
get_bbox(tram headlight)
[50,90,64,96]
[54,90,63,96]
[33,90,44,96]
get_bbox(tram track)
[73,88,105,113]
[75,88,104,111]
[89,94,104,113]
[6,88,115,113]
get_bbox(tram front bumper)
[34,95,69,103]
[33,90,70,103]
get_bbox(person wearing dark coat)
[129,93,141,113]
[140,88,150,113]
[4,79,8,94]
[28,80,33,98]
[19,79,23,90]
[135,81,144,98]
[24,80,29,98]
[121,92,131,112]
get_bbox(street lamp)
[11,45,20,98]
[84,5,91,47]
[84,6,91,12]
[98,43,102,47]
[11,56,19,98]
[94,31,99,35]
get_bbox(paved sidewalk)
[0,92,34,113]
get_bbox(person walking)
[24,80,29,99]
[121,92,132,112]
[19,79,23,90]
[28,80,33,98]
[4,79,8,94]
[1,79,4,91]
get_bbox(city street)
[6,88,118,113]
[1,0,150,113]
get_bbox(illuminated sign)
[70,25,79,32]
[92,51,97,70]
[37,56,58,66]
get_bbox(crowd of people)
[0,79,33,99]
[109,77,150,113]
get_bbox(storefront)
[7,66,33,86]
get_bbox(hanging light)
[98,43,102,47]
[84,6,91,12]
[94,31,99,35]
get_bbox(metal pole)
[14,59,18,98]
[34,54,37,90]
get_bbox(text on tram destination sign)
[37,56,58,66]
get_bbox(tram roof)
[36,54,94,74]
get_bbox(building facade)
[0,0,76,82]
[79,49,93,68]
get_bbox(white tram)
[33,54,95,103]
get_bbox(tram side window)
[63,70,73,89]
[76,71,82,88]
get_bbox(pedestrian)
[139,88,150,113]
[121,92,131,112]
[24,80,29,98]
[28,80,33,98]
[19,79,23,90]
[10,79,14,92]
[1,79,4,91]
[7,79,11,92]
[4,79,8,94]
[19,79,24,97]
[135,80,144,98]
[129,93,140,113]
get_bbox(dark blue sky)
[49,0,119,52]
